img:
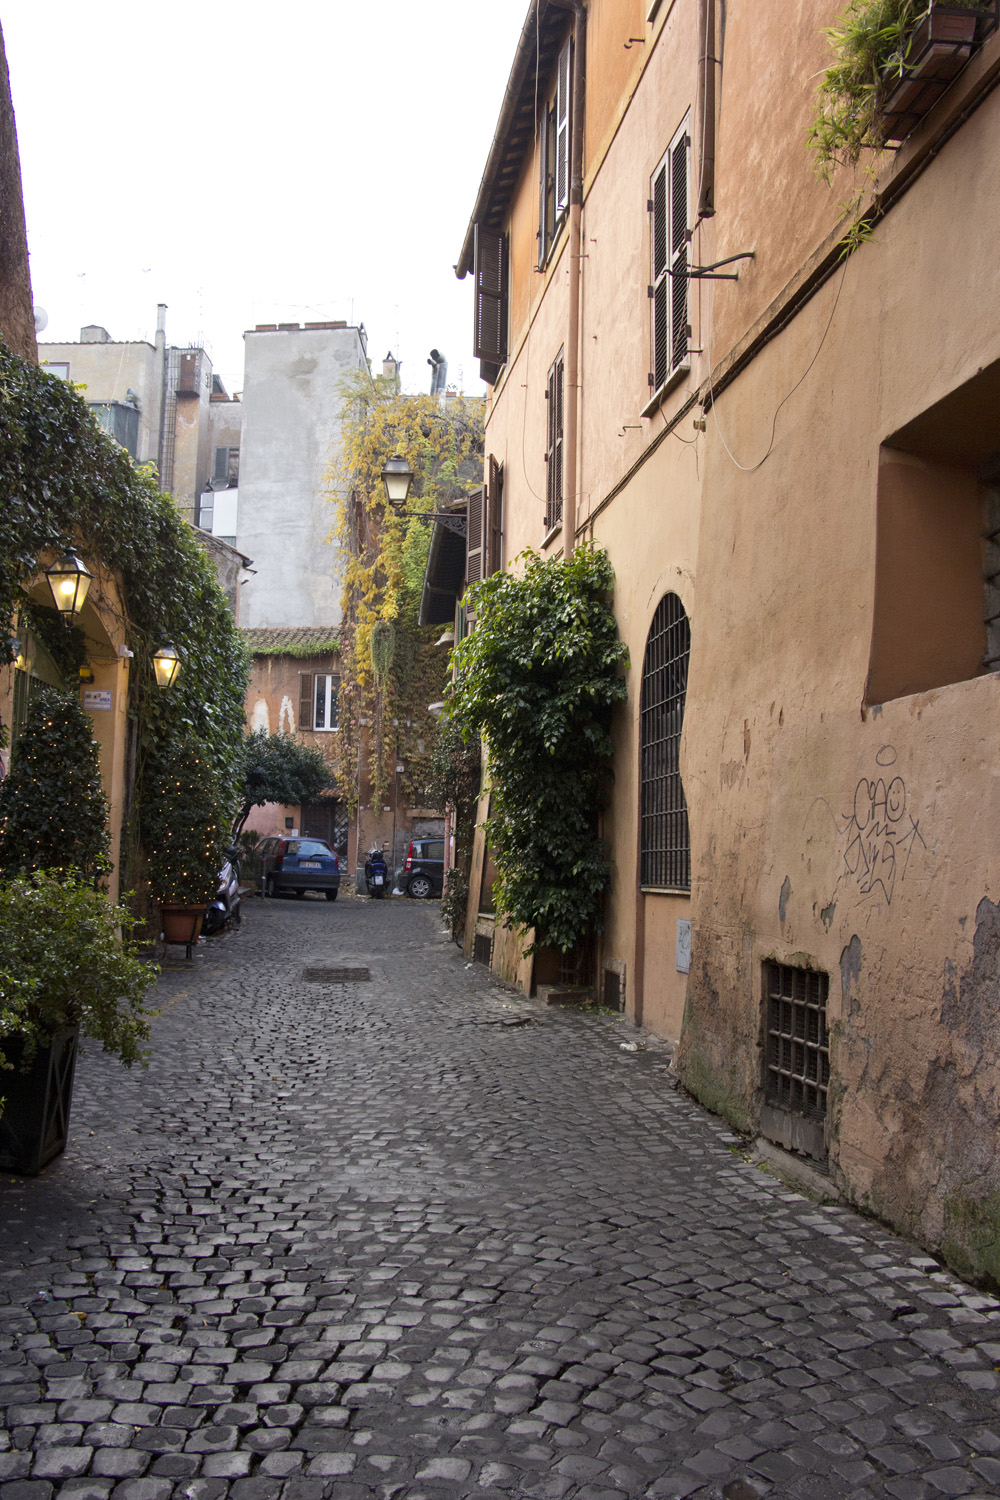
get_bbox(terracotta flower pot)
[160,903,206,944]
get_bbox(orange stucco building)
[458,0,1000,1280]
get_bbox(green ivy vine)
[0,338,249,912]
[448,544,628,954]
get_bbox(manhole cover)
[303,966,371,983]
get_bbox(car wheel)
[294,890,305,899]
[325,890,338,902]
[408,874,432,899]
[265,875,276,899]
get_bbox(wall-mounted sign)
[83,689,113,711]
[676,919,692,974]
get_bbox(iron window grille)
[649,118,691,397]
[763,962,830,1121]
[640,593,691,890]
[545,350,565,532]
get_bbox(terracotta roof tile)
[241,626,340,655]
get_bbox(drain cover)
[303,966,371,983]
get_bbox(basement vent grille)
[603,968,623,1012]
[763,961,829,1121]
[303,966,371,983]
[473,932,493,968]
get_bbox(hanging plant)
[369,618,396,688]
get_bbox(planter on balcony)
[882,1,999,143]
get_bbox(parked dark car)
[396,837,445,899]
[258,836,340,900]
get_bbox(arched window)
[640,593,691,890]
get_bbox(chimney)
[382,351,399,381]
[80,324,110,343]
[155,303,167,357]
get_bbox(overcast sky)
[2,1,527,396]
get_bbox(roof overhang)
[455,1,573,279]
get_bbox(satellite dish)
[33,307,48,334]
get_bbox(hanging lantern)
[153,644,182,689]
[381,454,414,508]
[44,549,92,616]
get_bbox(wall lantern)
[381,454,414,508]
[44,549,92,617]
[153,644,182,689]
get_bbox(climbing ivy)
[0,338,248,912]
[328,369,483,811]
[448,545,629,954]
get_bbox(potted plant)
[0,871,156,1173]
[808,0,998,172]
[143,733,230,944]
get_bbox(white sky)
[2,1,527,396]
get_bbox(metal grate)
[303,967,371,983]
[473,931,493,968]
[763,962,829,1121]
[640,593,691,889]
[603,968,623,1012]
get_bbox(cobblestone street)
[1,896,999,1500]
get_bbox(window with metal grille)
[545,351,564,532]
[649,118,690,397]
[763,962,830,1121]
[640,593,691,890]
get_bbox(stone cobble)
[1,896,999,1500]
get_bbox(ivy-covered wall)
[0,337,248,918]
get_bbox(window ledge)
[640,361,691,420]
[542,522,563,550]
[640,886,691,897]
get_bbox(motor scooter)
[203,844,243,934]
[364,843,389,899]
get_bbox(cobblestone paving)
[2,896,1000,1500]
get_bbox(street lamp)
[44,549,92,617]
[381,454,414,508]
[153,644,182,689]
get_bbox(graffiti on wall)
[842,746,926,906]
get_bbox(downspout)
[552,0,586,558]
[697,0,717,219]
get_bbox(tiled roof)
[241,627,340,655]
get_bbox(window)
[866,359,1000,703]
[466,460,503,595]
[89,401,140,457]
[44,362,70,381]
[640,593,690,891]
[299,672,339,731]
[213,446,239,487]
[538,36,572,267]
[761,962,830,1162]
[545,351,564,532]
[473,225,509,385]
[649,119,691,397]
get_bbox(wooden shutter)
[466,485,486,591]
[487,458,503,578]
[473,225,508,382]
[669,126,690,374]
[299,674,314,732]
[545,356,564,532]
[555,38,571,218]
[650,157,669,393]
[213,445,229,482]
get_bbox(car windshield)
[287,840,333,857]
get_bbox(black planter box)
[0,1026,79,1175]
[883,0,1000,143]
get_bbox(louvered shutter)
[473,225,508,383]
[466,485,486,591]
[669,127,689,374]
[298,674,314,732]
[487,457,503,577]
[650,159,669,393]
[555,38,571,217]
[537,108,549,270]
[545,357,564,531]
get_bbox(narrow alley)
[1,898,998,1500]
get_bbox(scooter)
[203,844,243,934]
[364,843,389,899]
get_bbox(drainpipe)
[697,0,717,219]
[552,0,586,558]
[155,303,168,486]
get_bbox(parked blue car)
[258,836,340,901]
